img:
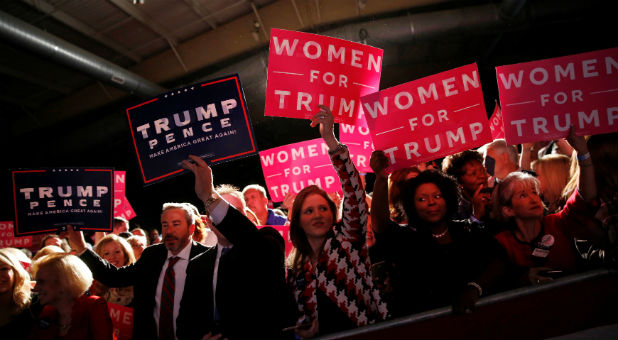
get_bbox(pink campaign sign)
[115,198,136,221]
[361,63,492,172]
[489,102,505,140]
[113,171,136,220]
[339,109,374,173]
[259,138,342,202]
[0,221,33,248]
[496,47,618,145]
[114,171,126,197]
[265,28,383,125]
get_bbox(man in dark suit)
[177,155,294,340]
[67,203,209,340]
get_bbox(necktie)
[159,256,180,340]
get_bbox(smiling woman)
[29,253,113,340]
[285,106,387,338]
[92,234,136,307]
[369,152,507,317]
[0,248,33,340]
[492,127,599,286]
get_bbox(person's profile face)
[34,266,60,306]
[244,189,267,212]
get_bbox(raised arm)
[312,105,368,242]
[519,143,534,171]
[370,150,391,234]
[566,126,596,202]
[66,226,138,287]
[181,155,258,246]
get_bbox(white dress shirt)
[153,240,192,340]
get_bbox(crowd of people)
[1,105,616,339]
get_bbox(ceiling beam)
[108,0,178,45]
[183,0,218,30]
[250,2,268,41]
[13,0,448,134]
[21,0,142,63]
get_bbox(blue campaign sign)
[11,168,114,236]
[126,74,258,185]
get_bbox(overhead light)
[133,0,145,4]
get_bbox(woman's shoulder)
[77,294,108,308]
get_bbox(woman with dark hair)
[370,151,506,317]
[443,150,491,221]
[387,166,422,224]
[286,105,387,338]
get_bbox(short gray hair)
[161,202,196,226]
[492,171,542,222]
[486,139,519,167]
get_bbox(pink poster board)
[259,138,342,202]
[496,47,618,144]
[265,28,383,124]
[489,102,505,140]
[0,221,33,248]
[113,171,136,220]
[114,199,136,221]
[339,109,374,173]
[361,63,492,172]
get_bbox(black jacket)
[79,240,209,339]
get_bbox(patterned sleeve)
[330,145,368,243]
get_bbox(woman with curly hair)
[370,152,506,317]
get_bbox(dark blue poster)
[11,168,114,236]
[126,74,258,185]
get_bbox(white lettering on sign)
[272,37,382,72]
[498,56,618,89]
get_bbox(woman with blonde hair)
[28,253,113,339]
[32,245,65,262]
[532,153,572,213]
[492,128,598,286]
[92,234,136,306]
[0,248,35,339]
